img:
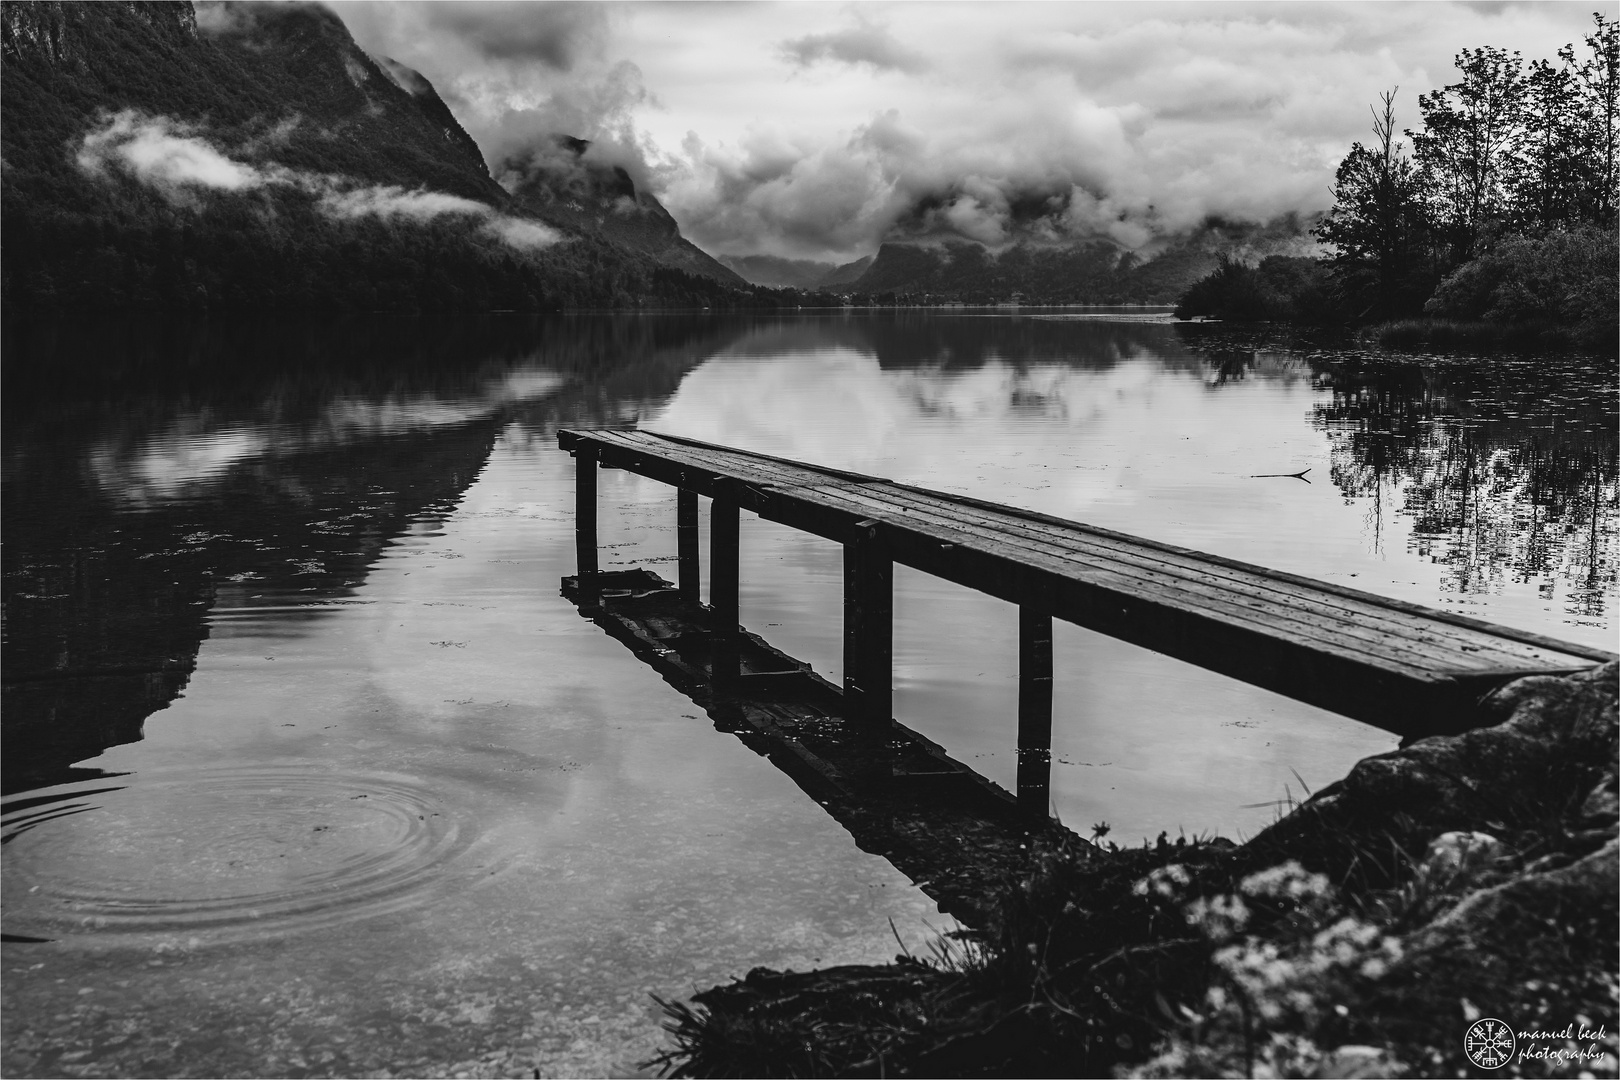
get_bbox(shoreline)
[655,663,1620,1078]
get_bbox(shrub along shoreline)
[650,664,1618,1078]
[1174,223,1618,355]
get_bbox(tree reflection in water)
[1312,356,1616,626]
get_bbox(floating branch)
[1250,468,1312,483]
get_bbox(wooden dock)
[559,428,1613,747]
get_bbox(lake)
[3,311,1614,1077]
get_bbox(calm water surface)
[3,312,1614,1076]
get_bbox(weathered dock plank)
[615,434,1581,669]
[559,428,1613,738]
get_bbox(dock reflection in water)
[2,312,1614,1076]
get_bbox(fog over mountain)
[335,1,1600,264]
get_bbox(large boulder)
[1245,662,1617,886]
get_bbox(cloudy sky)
[335,1,1603,263]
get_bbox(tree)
[1174,255,1335,323]
[1509,56,1583,229]
[1508,15,1620,231]
[1566,12,1619,225]
[1314,90,1433,319]
[1411,47,1527,259]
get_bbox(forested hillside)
[0,2,760,313]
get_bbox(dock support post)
[711,495,740,681]
[843,521,893,727]
[677,488,700,602]
[574,447,599,607]
[1016,606,1054,814]
[711,497,739,630]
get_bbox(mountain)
[719,254,843,289]
[1117,215,1324,302]
[717,253,879,290]
[851,240,1121,302]
[500,137,743,286]
[819,255,875,288]
[838,217,1321,304]
[0,1,755,313]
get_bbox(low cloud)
[76,110,562,251]
[193,0,271,37]
[662,104,1152,260]
[483,216,566,251]
[335,2,655,185]
[237,114,304,155]
[780,19,927,74]
[420,1,609,71]
[318,186,490,222]
[474,59,657,190]
[77,111,271,193]
[641,9,1369,259]
[328,2,1601,262]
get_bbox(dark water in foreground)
[3,312,1615,1076]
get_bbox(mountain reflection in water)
[1,314,749,792]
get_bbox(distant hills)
[0,2,1317,314]
[719,220,1318,304]
[820,216,1318,304]
[718,253,873,290]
